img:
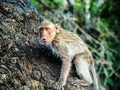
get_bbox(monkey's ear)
[55,24,60,33]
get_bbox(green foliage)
[30,0,62,14]
[99,0,120,25]
[74,1,83,11]
[97,19,109,39]
[30,0,42,12]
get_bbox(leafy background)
[30,0,120,90]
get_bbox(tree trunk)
[0,0,89,90]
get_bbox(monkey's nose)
[42,38,47,42]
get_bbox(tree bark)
[0,0,89,90]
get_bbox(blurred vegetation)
[30,0,120,90]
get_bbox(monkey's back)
[53,29,94,66]
[54,29,89,51]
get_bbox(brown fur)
[39,20,98,90]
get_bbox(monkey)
[39,20,99,90]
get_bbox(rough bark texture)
[0,0,89,90]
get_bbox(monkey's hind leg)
[72,54,93,87]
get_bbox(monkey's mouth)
[42,38,47,43]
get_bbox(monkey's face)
[40,23,59,44]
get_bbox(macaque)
[39,20,98,90]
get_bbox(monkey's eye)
[45,27,51,31]
[39,27,43,31]
[40,27,51,31]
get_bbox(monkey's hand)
[71,79,91,87]
[54,81,64,90]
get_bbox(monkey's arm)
[54,53,72,90]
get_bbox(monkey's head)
[39,20,60,44]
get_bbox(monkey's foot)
[54,81,64,90]
[71,79,91,87]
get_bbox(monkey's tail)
[91,64,99,90]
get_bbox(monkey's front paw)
[54,81,64,90]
